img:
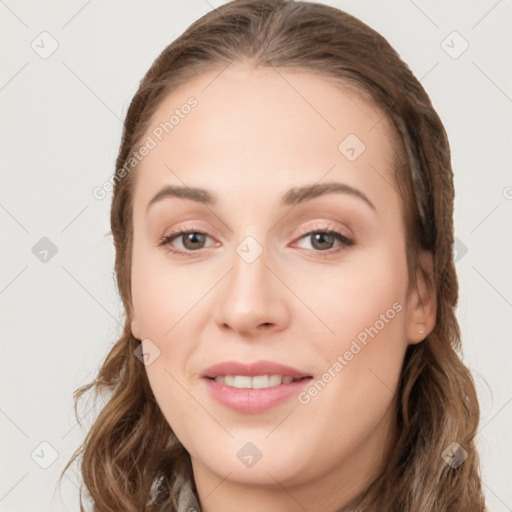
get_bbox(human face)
[130,63,432,510]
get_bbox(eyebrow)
[146,181,376,212]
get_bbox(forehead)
[132,64,400,216]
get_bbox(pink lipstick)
[200,360,313,413]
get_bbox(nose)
[213,241,290,338]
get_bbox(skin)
[129,62,436,512]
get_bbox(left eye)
[294,229,354,252]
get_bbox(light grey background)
[1,1,511,510]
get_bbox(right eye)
[159,228,217,256]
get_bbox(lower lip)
[202,377,313,413]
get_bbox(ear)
[131,318,141,340]
[130,305,142,340]
[405,250,437,345]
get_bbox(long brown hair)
[58,1,486,510]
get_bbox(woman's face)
[130,64,435,507]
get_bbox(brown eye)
[179,232,207,250]
[159,229,214,255]
[309,232,337,251]
[295,227,354,254]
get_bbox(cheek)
[130,242,205,418]
[302,245,408,344]
[301,246,408,416]
[301,301,406,466]
[130,239,195,337]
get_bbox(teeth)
[213,374,296,389]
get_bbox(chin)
[190,436,315,488]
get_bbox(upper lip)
[200,360,312,379]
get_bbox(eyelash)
[158,223,354,258]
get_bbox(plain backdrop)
[1,1,511,510]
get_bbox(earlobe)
[406,251,437,345]
[131,318,141,340]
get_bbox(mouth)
[200,360,313,412]
[205,374,312,389]
[200,360,313,386]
